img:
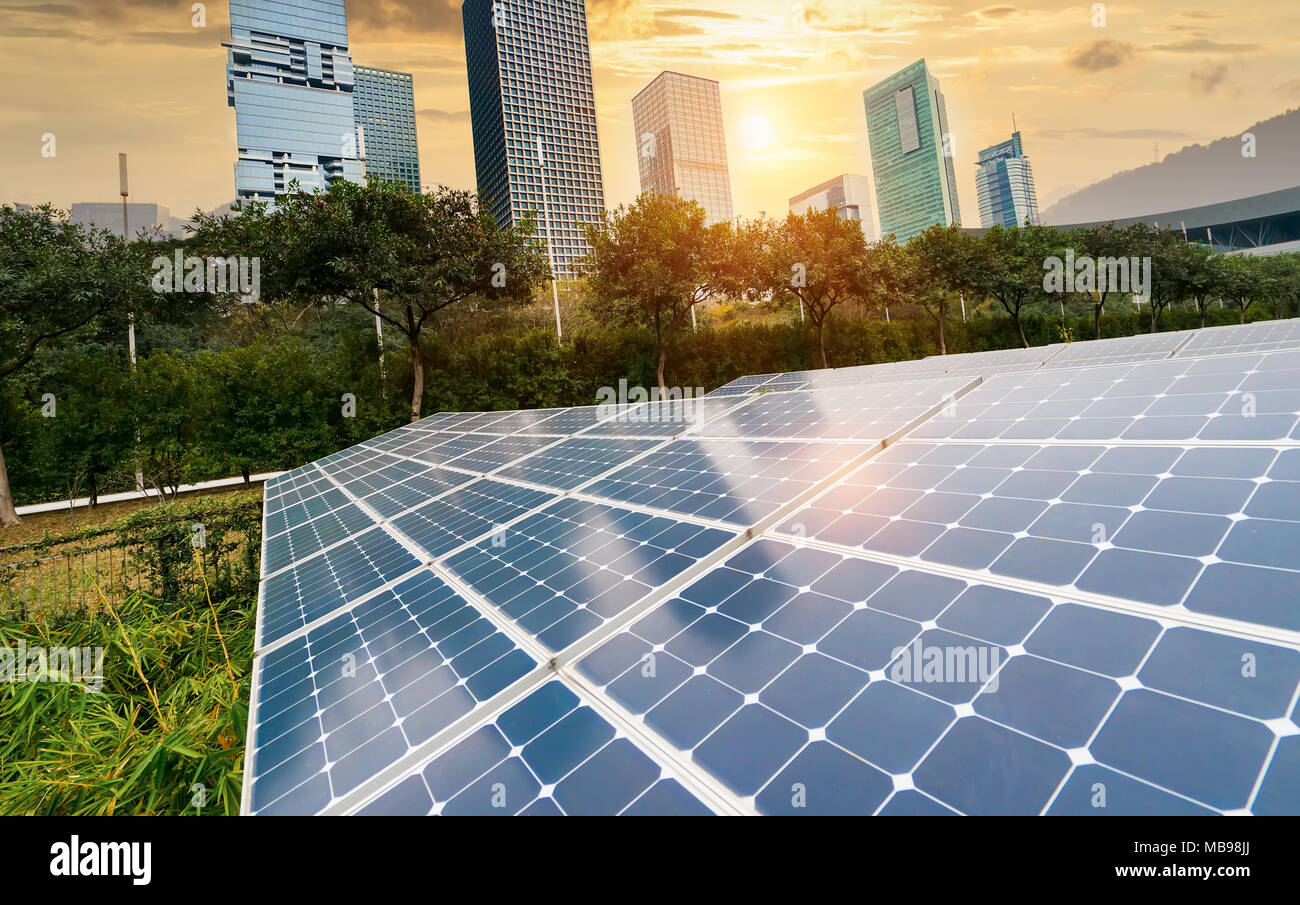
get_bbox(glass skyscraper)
[353,66,422,195]
[975,130,1040,228]
[631,71,734,226]
[789,174,877,241]
[462,0,606,276]
[863,59,962,242]
[225,0,363,202]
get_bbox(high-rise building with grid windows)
[353,66,421,195]
[224,0,363,202]
[863,59,962,242]
[789,175,877,240]
[975,130,1040,228]
[631,71,734,226]
[462,0,607,277]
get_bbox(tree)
[904,224,984,355]
[1220,254,1267,325]
[0,205,146,525]
[582,193,733,393]
[977,224,1057,348]
[1074,222,1148,338]
[1142,228,1184,333]
[759,208,877,368]
[1262,253,1300,319]
[1171,241,1226,328]
[199,179,551,422]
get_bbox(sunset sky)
[2,0,1297,224]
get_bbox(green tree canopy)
[581,193,733,393]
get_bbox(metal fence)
[0,498,262,622]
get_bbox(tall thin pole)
[120,153,143,493]
[960,291,967,322]
[538,136,562,341]
[120,154,136,369]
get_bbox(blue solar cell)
[973,655,1120,747]
[1024,604,1160,676]
[360,466,475,519]
[1137,627,1300,719]
[496,436,665,491]
[828,681,954,773]
[262,502,378,574]
[755,741,893,816]
[444,497,735,652]
[391,479,557,560]
[913,716,1072,816]
[691,378,973,441]
[582,438,872,527]
[352,680,712,815]
[249,570,536,815]
[1046,765,1215,816]
[258,525,423,648]
[1091,689,1274,810]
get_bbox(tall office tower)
[863,59,962,242]
[788,174,877,241]
[353,66,422,194]
[975,130,1040,228]
[462,0,606,276]
[224,0,362,202]
[631,71,734,225]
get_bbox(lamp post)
[120,153,144,493]
[537,136,562,341]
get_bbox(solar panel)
[247,321,1300,816]
[495,435,665,491]
[574,539,1298,814]
[1176,317,1300,358]
[930,344,1066,378]
[581,396,744,437]
[442,497,737,652]
[689,378,976,441]
[580,438,874,526]
[247,569,538,815]
[351,680,717,815]
[911,349,1300,443]
[1042,330,1193,369]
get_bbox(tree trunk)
[817,322,829,369]
[1015,314,1028,349]
[656,343,668,398]
[1093,302,1103,339]
[409,333,425,423]
[1199,301,1206,329]
[1239,302,1246,325]
[937,315,946,356]
[0,440,22,526]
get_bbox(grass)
[0,496,261,815]
[0,580,254,814]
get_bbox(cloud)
[973,6,1019,19]
[1150,39,1260,54]
[1189,62,1229,94]
[1065,39,1135,71]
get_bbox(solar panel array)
[246,319,1300,816]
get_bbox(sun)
[738,114,774,151]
